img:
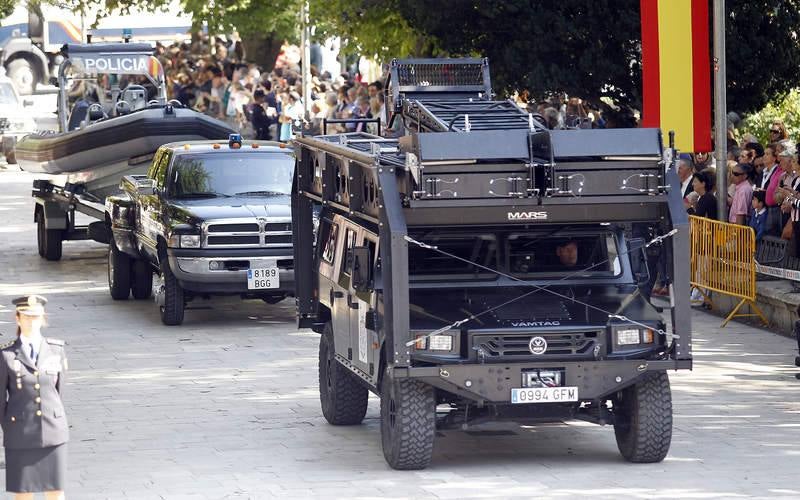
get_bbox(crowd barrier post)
[689,215,768,327]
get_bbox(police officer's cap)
[12,295,47,316]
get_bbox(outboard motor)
[120,85,148,111]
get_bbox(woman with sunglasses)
[769,121,789,142]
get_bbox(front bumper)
[393,358,691,403]
[167,249,295,294]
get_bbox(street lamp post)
[301,0,312,121]
[713,0,727,221]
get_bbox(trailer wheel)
[39,218,63,261]
[318,322,368,425]
[380,368,436,470]
[158,259,184,325]
[107,242,131,300]
[36,216,45,257]
[613,371,673,463]
[131,259,153,300]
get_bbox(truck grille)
[203,219,292,248]
[472,332,598,360]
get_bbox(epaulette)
[46,338,65,346]
[0,339,16,350]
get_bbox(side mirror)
[351,245,373,292]
[23,99,34,107]
[627,237,650,286]
[136,178,156,196]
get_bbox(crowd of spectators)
[153,35,387,142]
[676,120,800,249]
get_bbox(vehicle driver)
[555,239,579,269]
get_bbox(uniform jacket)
[0,337,69,449]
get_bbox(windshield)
[0,83,18,106]
[408,228,622,281]
[170,153,294,198]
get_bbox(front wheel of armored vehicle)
[613,371,673,463]
[380,368,436,470]
[108,242,131,300]
[318,322,368,425]
[131,259,154,300]
[157,259,185,325]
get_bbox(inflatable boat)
[13,43,234,198]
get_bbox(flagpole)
[713,0,727,221]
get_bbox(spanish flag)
[640,0,712,153]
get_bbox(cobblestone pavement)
[1,170,799,499]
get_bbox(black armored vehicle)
[291,58,691,469]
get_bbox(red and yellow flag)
[640,0,711,153]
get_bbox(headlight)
[616,328,640,346]
[168,233,201,248]
[413,334,453,351]
[614,327,656,346]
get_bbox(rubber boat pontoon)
[14,43,233,199]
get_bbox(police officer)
[1,296,68,499]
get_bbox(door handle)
[331,290,344,302]
[347,294,359,309]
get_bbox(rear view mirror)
[351,245,373,292]
[136,178,156,196]
[627,238,650,286]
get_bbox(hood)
[170,194,291,221]
[409,285,661,332]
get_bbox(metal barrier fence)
[755,236,800,282]
[689,215,768,327]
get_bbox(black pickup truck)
[105,138,296,325]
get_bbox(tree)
[63,0,300,69]
[394,0,800,115]
[309,0,433,62]
[399,0,644,105]
[0,0,14,22]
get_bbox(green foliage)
[724,1,800,116]
[740,89,800,145]
[309,0,431,61]
[400,0,644,103]
[61,0,300,40]
[0,0,15,22]
[397,0,800,112]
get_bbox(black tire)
[131,259,154,299]
[613,371,673,463]
[42,226,63,261]
[159,259,185,325]
[36,216,45,257]
[318,322,368,425]
[6,58,37,95]
[380,368,436,470]
[107,243,131,300]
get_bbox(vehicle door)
[332,223,359,362]
[317,216,339,318]
[140,150,171,259]
[349,231,378,378]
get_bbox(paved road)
[0,170,799,499]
